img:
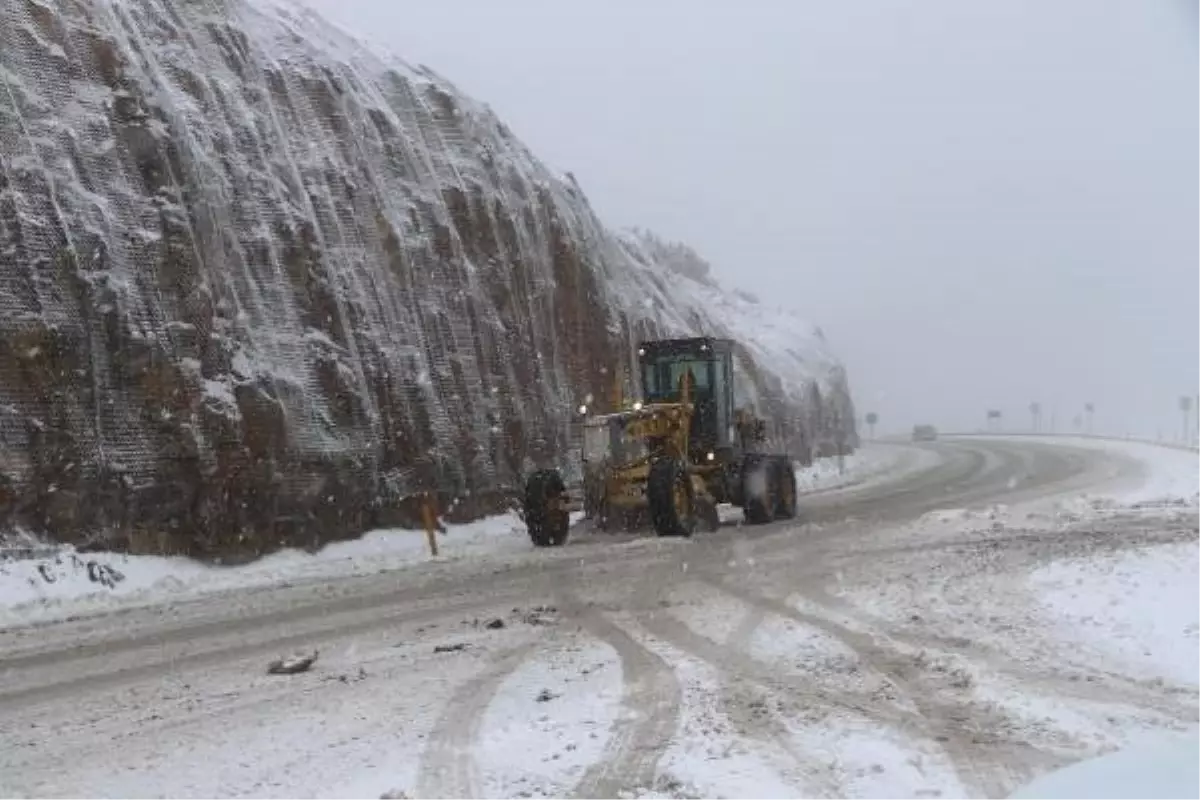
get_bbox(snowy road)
[0,438,1195,799]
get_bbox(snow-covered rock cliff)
[0,0,856,557]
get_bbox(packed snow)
[618,589,969,799]
[1,436,1195,800]
[1031,542,1198,686]
[629,637,820,799]
[820,436,1199,800]
[473,639,624,797]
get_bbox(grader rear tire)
[774,457,798,520]
[524,469,570,547]
[741,454,774,525]
[647,458,696,537]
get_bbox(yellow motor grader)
[523,337,798,546]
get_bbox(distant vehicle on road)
[912,424,938,442]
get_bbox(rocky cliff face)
[0,0,856,559]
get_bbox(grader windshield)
[638,337,736,453]
[640,355,714,403]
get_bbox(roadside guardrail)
[936,431,1200,454]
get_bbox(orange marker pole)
[420,493,439,557]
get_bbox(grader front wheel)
[741,454,775,525]
[647,458,696,537]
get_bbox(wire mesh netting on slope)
[0,0,856,560]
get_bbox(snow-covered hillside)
[0,0,854,557]
[617,230,856,451]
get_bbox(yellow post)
[420,492,440,557]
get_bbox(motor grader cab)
[637,338,797,527]
[523,336,799,547]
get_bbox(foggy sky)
[304,0,1198,439]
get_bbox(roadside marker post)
[420,492,440,557]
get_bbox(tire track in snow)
[559,597,682,799]
[726,604,768,652]
[638,605,882,796]
[580,556,926,792]
[705,574,1065,798]
[718,602,846,793]
[796,579,1199,724]
[0,589,533,710]
[636,602,915,726]
[416,641,540,799]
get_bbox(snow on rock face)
[0,0,855,559]
[616,230,856,453]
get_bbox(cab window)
[642,357,712,402]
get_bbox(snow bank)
[0,513,549,628]
[1064,438,1196,506]
[793,444,914,494]
[1030,541,1199,686]
[1022,441,1200,686]
[1010,727,1200,800]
